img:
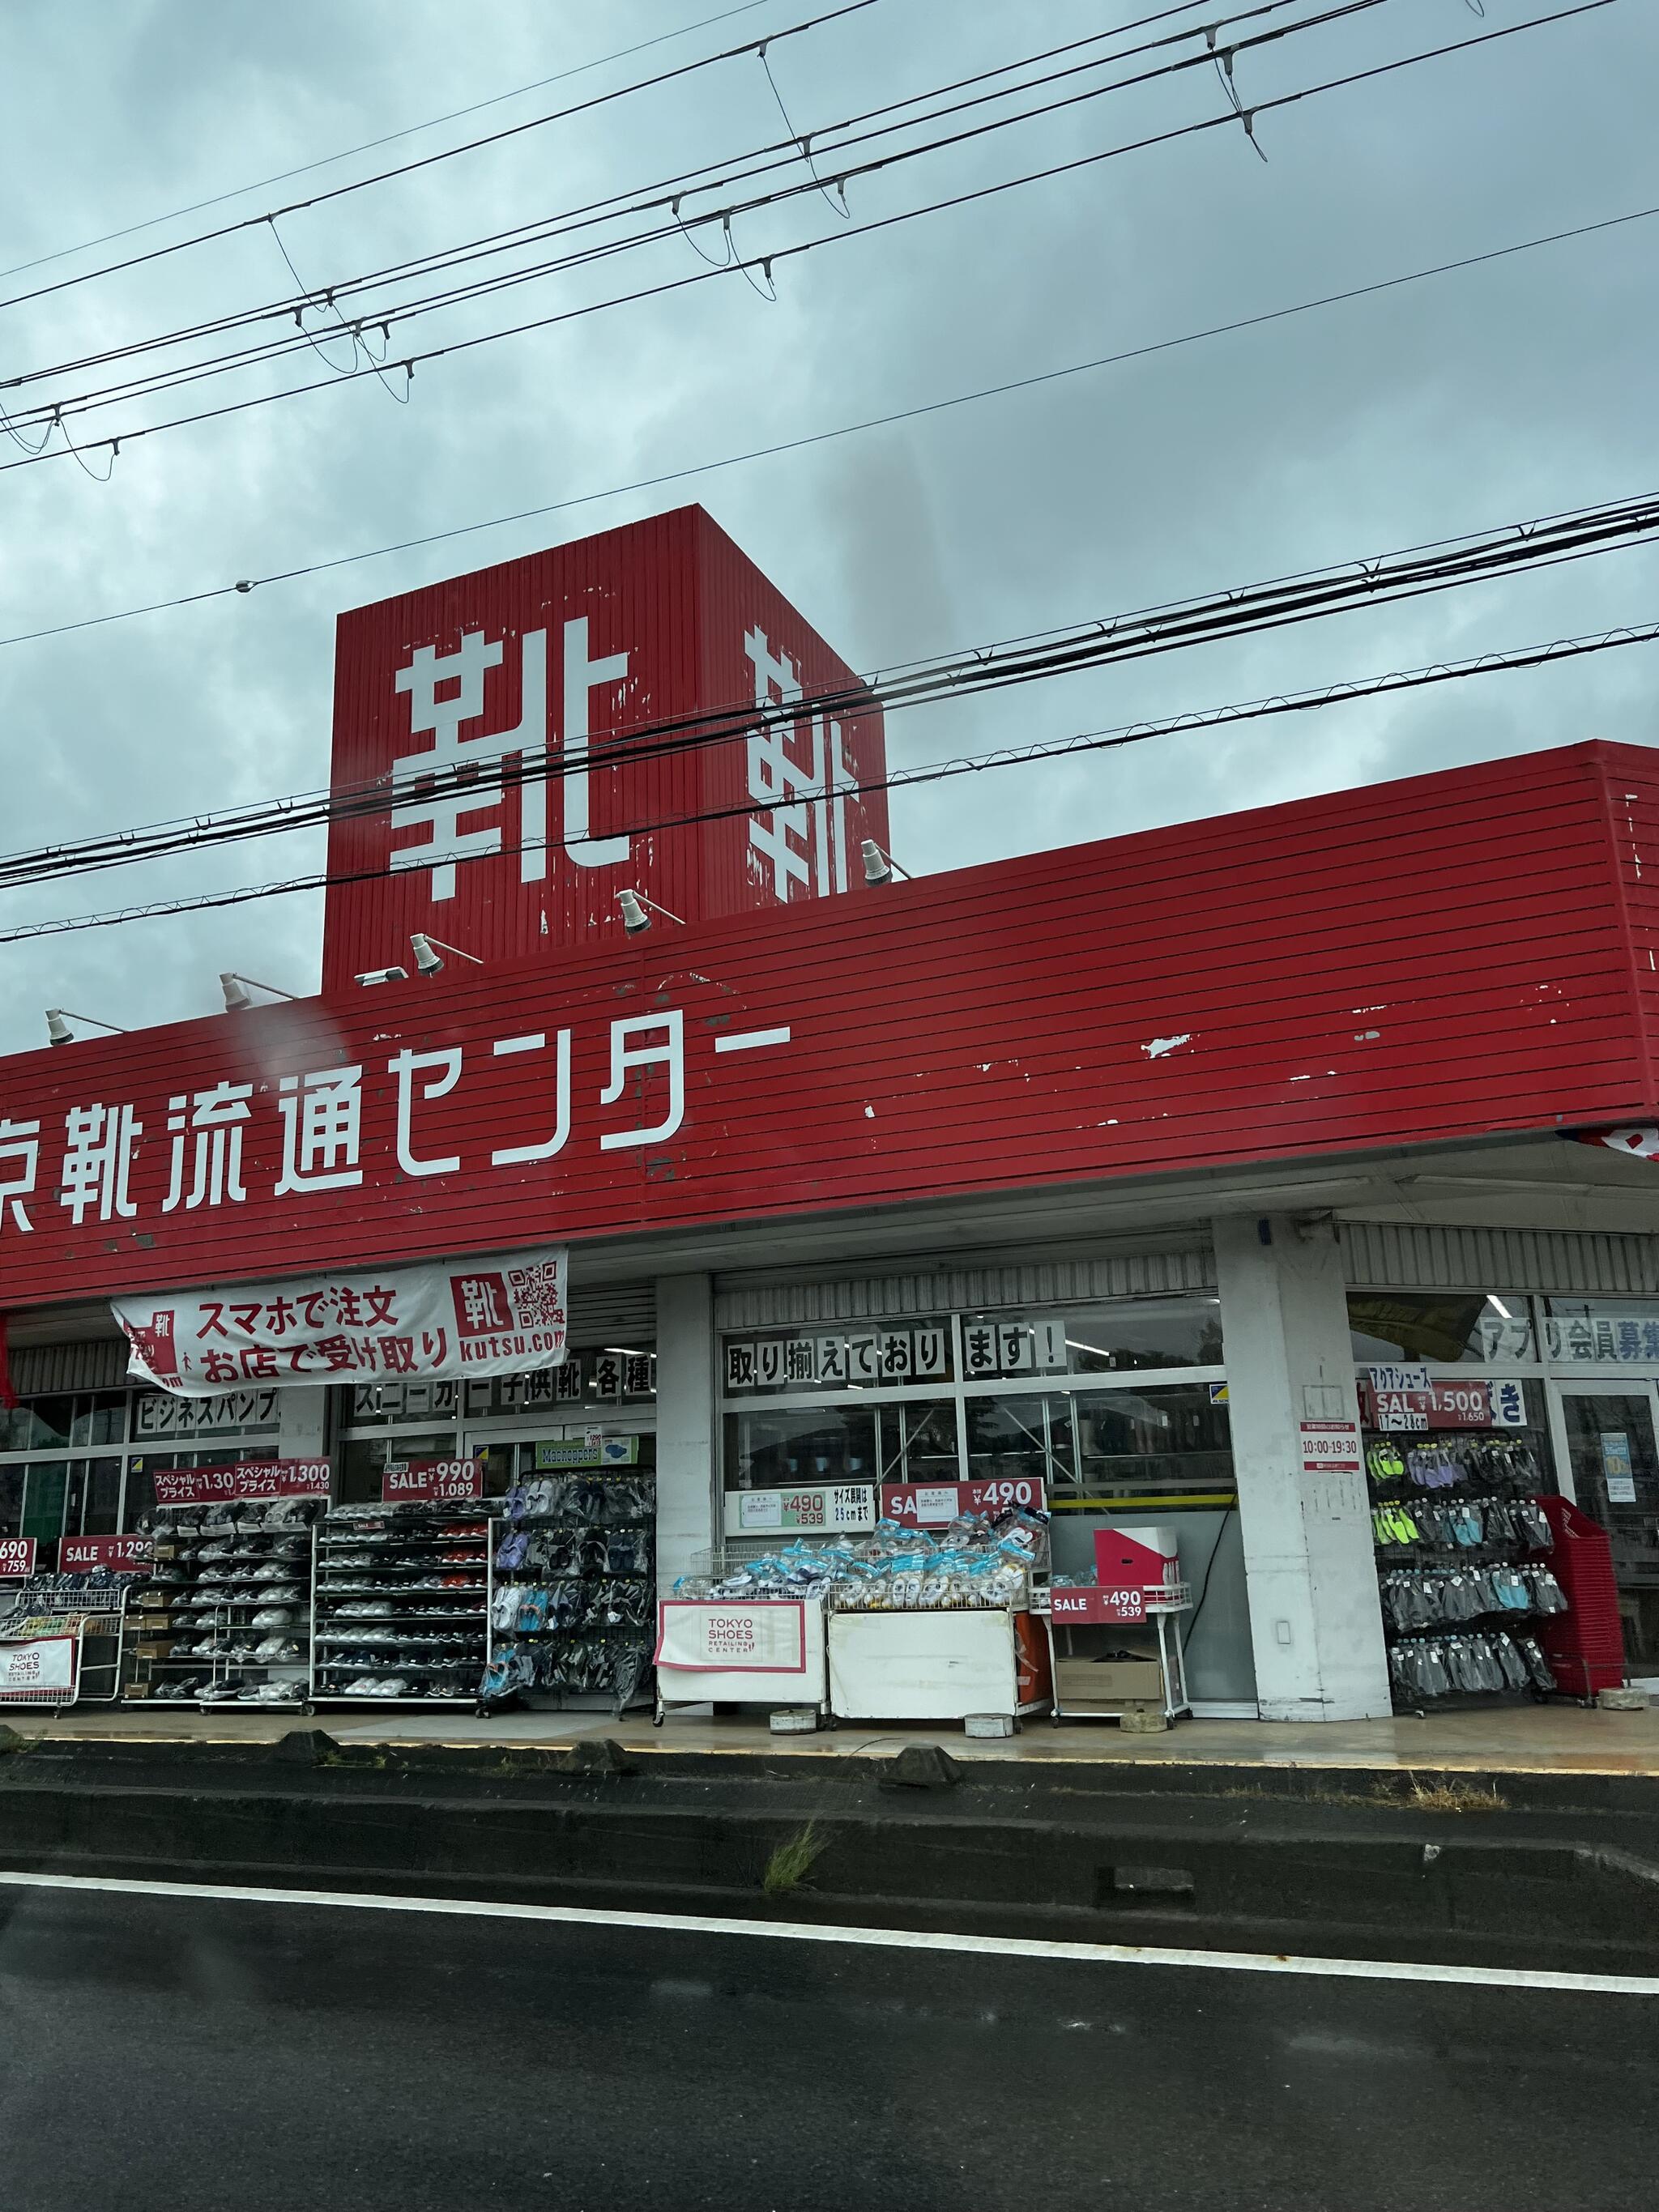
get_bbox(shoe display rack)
[125,1501,319,1709]
[481,1472,655,1717]
[312,1500,493,1703]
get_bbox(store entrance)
[1556,1386,1659,1673]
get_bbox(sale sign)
[151,1460,331,1506]
[0,1635,76,1695]
[881,1477,1047,1528]
[0,1538,39,1578]
[1358,1380,1525,1433]
[59,1535,152,1574]
[1051,1585,1146,1625]
[382,1458,484,1503]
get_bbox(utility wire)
[5,484,1658,895]
[4,616,1653,946]
[0,191,1648,659]
[0,0,1388,424]
[0,0,1606,474]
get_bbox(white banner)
[0,1635,77,1697]
[654,1600,808,1673]
[114,1247,566,1397]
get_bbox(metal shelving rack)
[126,1505,318,1708]
[312,1501,492,1705]
[482,1473,656,1717]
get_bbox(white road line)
[1,1869,1654,1994]
[713,1026,791,1053]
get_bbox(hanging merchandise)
[313,1500,492,1702]
[481,1471,656,1715]
[126,1498,321,1705]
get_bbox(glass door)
[1556,1385,1659,1672]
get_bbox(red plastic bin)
[1534,1494,1625,1698]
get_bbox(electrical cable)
[4,611,1657,943]
[0,0,1390,420]
[5,481,1657,892]
[0,192,1648,661]
[0,0,1605,471]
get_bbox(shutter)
[1338,1222,1659,1296]
[714,1239,1213,1329]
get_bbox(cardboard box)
[1055,1658,1165,1702]
[1093,1525,1181,1589]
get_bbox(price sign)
[59,1535,152,1574]
[1051,1584,1145,1625]
[0,1538,38,1578]
[151,1460,331,1506]
[723,1483,876,1536]
[1358,1381,1520,1433]
[382,1458,485,1502]
[881,1477,1047,1528]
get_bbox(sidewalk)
[14,1698,1659,1775]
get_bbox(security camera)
[354,965,409,987]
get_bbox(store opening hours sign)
[655,1600,808,1673]
[382,1458,484,1503]
[881,1478,1047,1528]
[59,1535,151,1574]
[0,1539,38,1578]
[151,1460,331,1506]
[1299,1421,1362,1475]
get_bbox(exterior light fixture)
[860,839,911,886]
[410,932,484,978]
[616,889,684,936]
[45,1008,129,1046]
[220,971,298,1012]
[353,966,409,987]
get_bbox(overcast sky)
[0,0,1654,1055]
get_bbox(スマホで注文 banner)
[113,1247,566,1396]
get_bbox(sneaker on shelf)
[342,1676,382,1695]
[250,1606,294,1629]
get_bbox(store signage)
[723,1483,876,1536]
[134,1387,279,1438]
[881,1477,1047,1528]
[115,1247,567,1396]
[0,1538,38,1577]
[654,1599,808,1673]
[0,1634,76,1696]
[1358,1380,1526,1433]
[1367,1364,1432,1394]
[151,1459,331,1505]
[1540,1315,1659,1365]
[534,1434,640,1468]
[722,1315,1068,1394]
[1599,1432,1638,1504]
[58,1535,152,1573]
[1051,1585,1145,1625]
[1299,1419,1363,1474]
[382,1457,484,1502]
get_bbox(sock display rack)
[1364,1433,1569,1709]
[312,1500,493,1703]
[481,1470,655,1716]
[125,1500,320,1708]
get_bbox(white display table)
[827,1607,1050,1721]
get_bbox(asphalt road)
[0,1880,1653,2211]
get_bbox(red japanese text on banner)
[113,1247,566,1396]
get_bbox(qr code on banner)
[506,1264,565,1330]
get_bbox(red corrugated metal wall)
[320,505,888,990]
[2,741,1652,1310]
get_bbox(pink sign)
[382,1458,485,1503]
[59,1535,153,1574]
[151,1460,331,1506]
[881,1477,1047,1528]
[1051,1584,1146,1625]
[0,1538,38,1578]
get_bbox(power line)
[0,1,782,285]
[1,190,1648,658]
[0,0,1384,427]
[6,483,1658,896]
[0,1,882,318]
[0,0,1611,477]
[5,615,1653,946]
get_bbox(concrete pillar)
[277,1387,331,1462]
[1212,1213,1391,1721]
[655,1272,716,1591]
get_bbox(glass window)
[723,1405,878,1491]
[20,1462,70,1540]
[0,1467,22,1537]
[874,1400,960,1487]
[1348,1292,1533,1366]
[0,1396,74,1451]
[963,1299,1224,1380]
[1069,1387,1234,1502]
[1540,1301,1659,1368]
[68,1457,123,1536]
[340,1430,458,1504]
[69,1392,129,1447]
[963,1394,1077,1496]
